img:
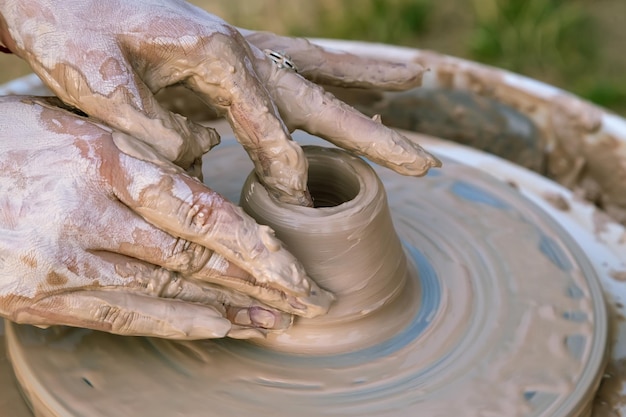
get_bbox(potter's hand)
[0,96,331,339]
[0,0,440,205]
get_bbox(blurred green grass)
[468,0,626,113]
[1,0,624,114]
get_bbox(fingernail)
[249,307,276,328]
[191,123,220,153]
[299,189,314,207]
[428,152,443,168]
[288,296,307,311]
[273,189,313,207]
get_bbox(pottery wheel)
[5,130,607,417]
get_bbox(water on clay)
[4,131,608,417]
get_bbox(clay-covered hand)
[0,96,332,339]
[0,0,440,205]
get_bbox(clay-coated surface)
[4,130,607,417]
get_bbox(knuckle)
[122,262,183,298]
[167,238,212,274]
[112,310,136,334]
[178,192,224,233]
[97,304,134,334]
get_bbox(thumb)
[13,291,232,340]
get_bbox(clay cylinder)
[240,146,418,354]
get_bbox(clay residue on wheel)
[412,51,626,226]
[4,141,608,416]
[326,49,626,227]
[592,305,626,417]
[544,192,571,211]
[610,270,626,282]
[593,358,626,417]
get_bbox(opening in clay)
[308,158,360,208]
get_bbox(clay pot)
[239,146,418,354]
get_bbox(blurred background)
[1,0,624,115]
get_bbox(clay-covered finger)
[265,68,441,176]
[80,190,331,318]
[10,250,294,337]
[11,290,232,340]
[190,252,333,318]
[106,148,332,312]
[104,255,293,333]
[80,195,214,275]
[242,30,424,90]
[111,258,293,333]
[31,46,219,172]
[181,32,311,206]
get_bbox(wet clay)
[4,131,608,417]
[240,146,418,354]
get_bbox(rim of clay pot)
[240,145,383,223]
